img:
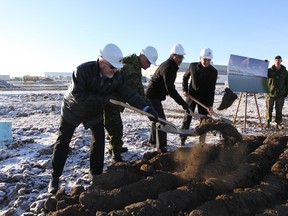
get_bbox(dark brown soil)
[44,119,288,216]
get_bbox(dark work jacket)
[182,62,218,107]
[145,58,187,106]
[62,60,147,128]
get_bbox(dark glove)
[284,93,287,98]
[144,106,159,122]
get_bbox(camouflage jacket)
[266,65,288,97]
[121,54,145,96]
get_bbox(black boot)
[108,147,128,154]
[180,136,186,146]
[112,149,124,162]
[264,122,270,129]
[48,178,59,194]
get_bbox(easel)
[233,92,263,132]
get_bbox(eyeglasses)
[174,54,185,60]
[103,61,116,69]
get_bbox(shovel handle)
[109,99,176,127]
[186,94,213,113]
[187,95,209,110]
[186,94,232,124]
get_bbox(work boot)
[108,147,128,155]
[180,139,185,146]
[112,150,123,162]
[48,178,59,194]
[91,175,99,185]
[264,122,270,129]
[276,124,284,130]
[143,140,156,147]
[156,147,168,153]
[180,136,186,146]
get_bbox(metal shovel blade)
[155,123,199,136]
[109,99,199,136]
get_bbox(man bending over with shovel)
[180,48,218,146]
[48,43,158,194]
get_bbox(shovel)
[109,99,198,136]
[186,94,233,124]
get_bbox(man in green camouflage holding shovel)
[104,46,158,162]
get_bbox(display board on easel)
[227,54,269,132]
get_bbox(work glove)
[144,106,159,122]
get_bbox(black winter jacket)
[182,62,218,107]
[145,58,187,106]
[62,60,147,128]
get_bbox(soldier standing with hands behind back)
[265,55,288,130]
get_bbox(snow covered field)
[0,83,287,215]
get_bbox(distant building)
[0,75,11,81]
[44,72,72,81]
[142,62,228,84]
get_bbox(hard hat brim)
[111,62,123,69]
[141,49,157,66]
[147,58,156,65]
[99,50,123,69]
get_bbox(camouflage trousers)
[265,96,285,124]
[103,104,123,152]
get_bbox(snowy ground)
[0,83,287,215]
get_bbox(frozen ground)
[0,83,287,215]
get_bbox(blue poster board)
[227,54,269,93]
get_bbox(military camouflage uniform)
[104,54,146,153]
[265,65,288,124]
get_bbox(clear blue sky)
[1,0,287,77]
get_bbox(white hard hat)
[200,48,213,59]
[141,46,158,65]
[170,43,186,55]
[99,43,123,68]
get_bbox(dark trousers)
[265,96,285,124]
[148,98,167,148]
[180,97,208,141]
[52,117,105,178]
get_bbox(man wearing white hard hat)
[104,46,159,162]
[180,48,218,146]
[48,43,158,194]
[146,43,190,153]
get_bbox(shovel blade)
[155,123,199,136]
[217,88,238,110]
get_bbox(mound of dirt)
[44,121,288,216]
